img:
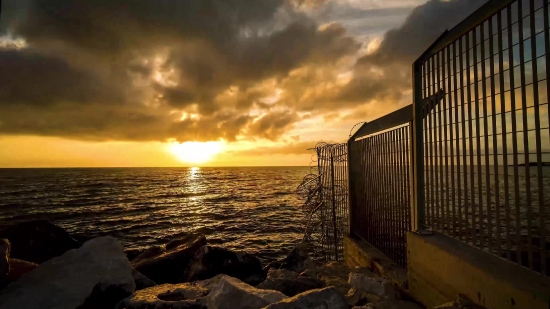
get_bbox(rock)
[132,268,157,290]
[132,234,206,284]
[117,282,209,309]
[207,276,287,309]
[263,242,315,274]
[257,268,325,297]
[348,272,398,299]
[124,248,145,262]
[264,286,348,309]
[434,295,484,308]
[367,300,424,309]
[0,220,81,264]
[5,258,38,282]
[265,268,299,280]
[0,239,10,281]
[346,287,375,307]
[194,274,225,292]
[314,261,369,296]
[185,245,264,284]
[0,236,135,309]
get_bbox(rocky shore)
[0,221,467,309]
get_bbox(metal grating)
[415,0,550,277]
[349,125,412,268]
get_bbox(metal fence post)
[411,61,425,232]
[330,149,339,260]
[347,139,354,237]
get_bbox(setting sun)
[169,141,223,164]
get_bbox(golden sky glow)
[0,0,487,167]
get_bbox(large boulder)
[117,282,209,309]
[0,221,81,264]
[132,234,207,284]
[185,246,264,284]
[256,268,325,297]
[264,286,348,309]
[0,239,9,281]
[348,273,398,300]
[263,242,316,274]
[0,236,135,309]
[207,276,287,309]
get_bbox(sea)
[0,167,311,262]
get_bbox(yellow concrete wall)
[407,232,550,309]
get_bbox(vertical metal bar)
[436,51,443,232]
[460,36,469,243]
[466,30,477,246]
[413,59,425,231]
[389,130,396,262]
[473,25,485,250]
[508,3,522,268]
[498,9,512,261]
[481,21,493,253]
[453,39,467,240]
[373,134,381,250]
[442,48,450,234]
[489,16,501,257]
[530,0,545,275]
[448,44,457,237]
[382,132,390,257]
[518,1,534,271]
[398,127,406,265]
[347,139,354,236]
[330,151,339,260]
[433,54,439,230]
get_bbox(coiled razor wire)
[297,142,349,262]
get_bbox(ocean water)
[0,167,310,262]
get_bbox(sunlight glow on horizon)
[169,141,223,164]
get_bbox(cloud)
[0,0,358,142]
[335,0,487,108]
[0,0,490,147]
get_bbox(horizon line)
[0,165,311,169]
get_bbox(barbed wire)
[296,141,348,261]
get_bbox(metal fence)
[349,123,412,268]
[413,0,550,277]
[298,143,349,262]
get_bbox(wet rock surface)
[207,276,287,309]
[132,234,207,284]
[263,242,316,274]
[117,282,209,309]
[0,236,135,309]
[256,268,325,297]
[185,245,264,284]
[263,286,348,309]
[0,221,81,264]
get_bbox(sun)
[169,141,222,164]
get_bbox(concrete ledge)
[408,231,550,309]
[344,234,408,291]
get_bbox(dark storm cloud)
[336,0,487,107]
[247,110,298,141]
[0,0,358,142]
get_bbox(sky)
[0,0,487,167]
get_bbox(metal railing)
[348,108,413,268]
[298,143,349,262]
[413,0,550,277]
